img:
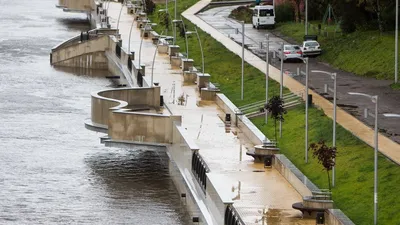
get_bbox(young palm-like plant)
[309,140,337,191]
[264,95,287,140]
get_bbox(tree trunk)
[297,2,301,22]
[327,170,331,191]
[274,119,277,141]
[376,0,384,33]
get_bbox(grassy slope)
[275,22,398,80]
[146,2,400,224]
[253,107,400,225]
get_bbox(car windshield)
[259,9,274,16]
[284,45,300,50]
[305,41,319,47]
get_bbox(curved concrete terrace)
[86,86,180,143]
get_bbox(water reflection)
[85,147,190,224]
[0,0,189,224]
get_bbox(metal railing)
[191,151,209,193]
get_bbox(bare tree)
[309,140,337,191]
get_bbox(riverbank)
[147,1,400,224]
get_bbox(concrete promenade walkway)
[182,0,400,165]
[106,2,315,224]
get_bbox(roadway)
[198,5,400,144]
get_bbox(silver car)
[301,40,322,56]
[276,45,303,62]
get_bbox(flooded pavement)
[198,5,400,144]
[0,0,189,224]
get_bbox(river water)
[0,0,189,224]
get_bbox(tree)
[309,140,337,191]
[264,96,287,141]
[145,0,155,15]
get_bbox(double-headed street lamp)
[151,30,165,87]
[186,27,204,75]
[172,17,189,58]
[311,70,337,184]
[138,21,157,68]
[348,92,378,225]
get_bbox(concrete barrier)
[325,209,356,225]
[109,111,181,143]
[215,93,266,145]
[51,35,109,69]
[273,154,319,197]
[90,87,161,127]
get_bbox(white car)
[276,45,303,62]
[301,40,322,56]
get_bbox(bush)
[145,0,156,15]
[229,6,253,24]
[275,2,295,23]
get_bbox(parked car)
[276,45,303,62]
[301,40,322,56]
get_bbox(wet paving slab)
[106,2,316,224]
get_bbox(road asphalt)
[197,5,400,144]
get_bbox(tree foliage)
[264,96,287,141]
[309,140,337,190]
[145,0,155,15]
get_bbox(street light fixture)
[173,17,188,58]
[186,27,204,75]
[117,0,127,31]
[241,21,245,100]
[295,57,310,163]
[383,113,400,118]
[138,21,157,68]
[396,0,399,84]
[348,91,379,225]
[311,70,337,181]
[279,42,284,138]
[151,31,165,87]
[265,34,269,124]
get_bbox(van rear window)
[260,9,274,16]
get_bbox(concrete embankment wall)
[58,0,93,11]
[51,35,109,69]
[90,87,179,143]
[91,87,160,126]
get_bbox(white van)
[252,5,275,29]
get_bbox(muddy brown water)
[0,0,190,224]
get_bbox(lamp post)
[348,92,378,225]
[241,21,245,100]
[265,34,269,124]
[151,31,165,87]
[305,0,308,35]
[279,42,284,138]
[295,57,309,162]
[311,70,337,181]
[116,0,126,31]
[396,0,398,83]
[138,21,157,68]
[186,27,204,75]
[173,0,177,45]
[173,17,188,58]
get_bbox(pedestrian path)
[106,2,315,224]
[182,0,400,165]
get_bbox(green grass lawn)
[275,22,399,81]
[145,2,400,224]
[252,107,400,225]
